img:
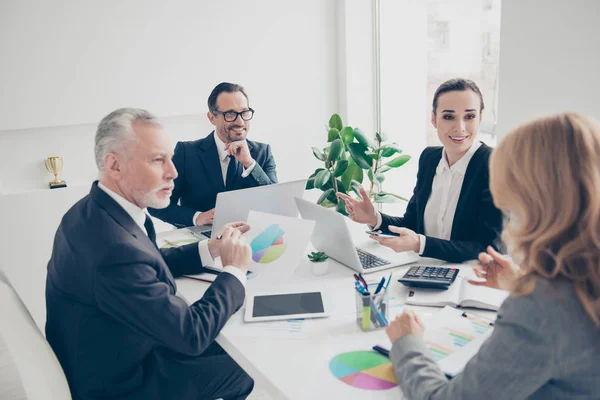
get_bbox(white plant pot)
[310,260,329,276]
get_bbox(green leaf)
[326,188,339,204]
[336,199,348,216]
[373,193,401,204]
[328,128,340,142]
[353,128,372,148]
[305,178,315,190]
[375,173,385,183]
[378,166,391,174]
[385,154,411,168]
[335,179,347,195]
[328,139,343,161]
[329,114,343,131]
[341,158,363,189]
[308,168,324,179]
[379,131,388,142]
[350,180,363,198]
[334,159,349,177]
[348,143,373,169]
[314,169,331,189]
[366,151,380,161]
[311,147,324,161]
[317,188,335,205]
[373,192,409,203]
[380,145,402,158]
[367,168,374,182]
[340,126,354,145]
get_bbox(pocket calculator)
[398,266,459,289]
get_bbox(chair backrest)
[0,269,71,400]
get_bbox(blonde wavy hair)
[490,112,600,327]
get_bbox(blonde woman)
[386,113,600,399]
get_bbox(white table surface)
[167,222,496,400]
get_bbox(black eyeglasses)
[211,108,255,122]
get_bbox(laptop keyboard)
[356,248,390,269]
[200,230,212,238]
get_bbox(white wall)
[0,0,339,194]
[496,0,600,137]
[0,0,340,329]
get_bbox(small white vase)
[310,260,329,276]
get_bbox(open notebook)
[405,277,509,311]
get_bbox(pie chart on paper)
[250,224,288,264]
[329,351,397,390]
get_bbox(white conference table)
[168,223,496,400]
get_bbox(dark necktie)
[144,215,158,250]
[225,155,239,190]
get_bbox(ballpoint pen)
[384,273,392,292]
[372,345,390,358]
[374,277,386,294]
[357,273,370,292]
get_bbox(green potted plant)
[307,251,329,276]
[306,113,411,214]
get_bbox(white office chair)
[0,269,71,400]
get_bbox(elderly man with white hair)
[45,108,254,400]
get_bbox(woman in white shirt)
[338,78,502,262]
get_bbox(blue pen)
[374,277,386,294]
[371,301,388,326]
[372,345,390,358]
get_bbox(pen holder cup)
[355,286,389,332]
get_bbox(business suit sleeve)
[390,294,553,400]
[160,243,204,277]
[149,142,198,227]
[245,144,278,186]
[421,179,502,262]
[94,243,245,356]
[378,149,431,232]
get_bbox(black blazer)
[379,143,503,262]
[149,132,278,227]
[45,182,245,400]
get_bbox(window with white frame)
[377,0,501,202]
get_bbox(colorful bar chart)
[423,308,494,363]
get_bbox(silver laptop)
[192,179,307,239]
[295,197,419,273]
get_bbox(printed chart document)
[405,277,508,311]
[377,306,495,377]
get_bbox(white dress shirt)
[373,141,482,255]
[98,182,246,286]
[192,132,256,226]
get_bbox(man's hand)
[385,309,425,344]
[225,141,254,168]
[369,226,420,253]
[207,221,250,260]
[218,227,251,273]
[195,208,215,226]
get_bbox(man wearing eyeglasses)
[149,82,277,228]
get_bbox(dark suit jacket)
[149,132,278,227]
[379,143,503,262]
[45,182,246,400]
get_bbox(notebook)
[405,276,509,311]
[376,306,496,378]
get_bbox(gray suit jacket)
[391,277,600,399]
[46,182,246,400]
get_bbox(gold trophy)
[44,156,67,189]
